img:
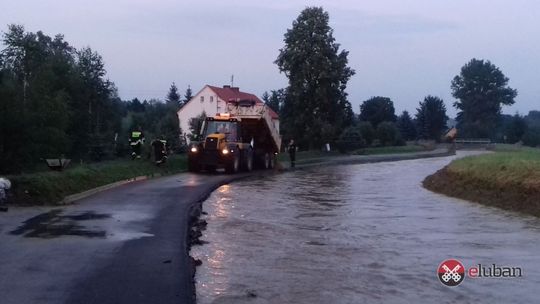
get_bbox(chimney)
[223,85,231,89]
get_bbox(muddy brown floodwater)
[191,152,540,304]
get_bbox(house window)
[210,96,214,103]
[200,96,204,103]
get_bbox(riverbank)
[423,146,540,216]
[281,148,453,169]
[278,145,431,166]
[6,155,187,205]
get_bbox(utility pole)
[231,75,234,87]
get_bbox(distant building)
[177,85,279,140]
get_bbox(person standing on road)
[152,135,168,165]
[129,126,145,159]
[287,139,297,168]
[0,177,11,211]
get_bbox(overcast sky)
[1,0,539,117]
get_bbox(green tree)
[182,85,193,108]
[0,55,23,172]
[376,121,400,146]
[451,58,517,138]
[397,111,417,141]
[359,96,397,127]
[123,98,182,154]
[188,112,207,141]
[261,91,270,103]
[415,96,448,141]
[0,25,122,169]
[1,25,34,172]
[336,126,365,153]
[357,121,375,146]
[275,7,355,148]
[127,98,145,112]
[262,89,286,115]
[166,82,181,109]
[158,109,182,152]
[0,25,72,170]
[503,114,527,144]
[522,127,540,147]
[163,84,182,150]
[72,46,119,158]
[525,110,540,129]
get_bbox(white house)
[177,85,279,140]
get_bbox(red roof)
[208,85,279,119]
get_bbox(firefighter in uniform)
[152,135,168,165]
[0,177,11,211]
[287,139,297,168]
[129,127,145,159]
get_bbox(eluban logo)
[438,259,523,287]
[438,259,465,286]
[468,264,522,278]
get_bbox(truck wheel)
[226,153,240,173]
[188,160,199,172]
[269,154,275,169]
[263,152,271,169]
[243,150,253,172]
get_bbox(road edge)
[183,173,255,303]
[59,175,152,205]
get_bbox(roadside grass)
[8,155,187,205]
[423,145,540,216]
[277,145,430,165]
[489,143,540,153]
[448,148,540,188]
[353,145,428,155]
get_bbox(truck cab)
[188,114,253,173]
[188,102,280,174]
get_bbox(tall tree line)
[0,25,122,173]
[0,25,184,173]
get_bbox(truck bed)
[227,103,281,152]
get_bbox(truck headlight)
[222,148,229,155]
[190,147,198,153]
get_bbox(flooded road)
[191,152,540,304]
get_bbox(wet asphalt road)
[0,172,247,304]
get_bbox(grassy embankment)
[278,145,430,165]
[423,145,540,216]
[353,145,427,155]
[7,155,187,205]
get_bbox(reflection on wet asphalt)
[191,152,540,304]
[10,209,109,238]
